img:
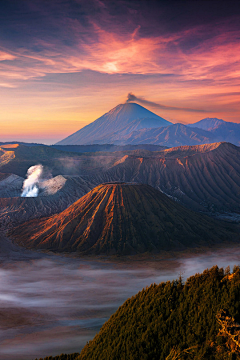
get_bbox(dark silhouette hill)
[10,183,239,255]
[56,103,172,145]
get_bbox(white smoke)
[21,165,43,197]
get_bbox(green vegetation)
[78,266,240,359]
[37,266,240,360]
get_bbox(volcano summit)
[10,183,238,255]
[56,103,172,145]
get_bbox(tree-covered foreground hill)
[36,266,240,360]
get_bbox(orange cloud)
[0,50,16,61]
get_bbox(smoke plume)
[126,93,207,113]
[21,165,43,197]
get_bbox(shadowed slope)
[10,183,239,255]
[100,142,240,213]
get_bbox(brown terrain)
[98,142,240,213]
[0,176,94,227]
[1,141,240,229]
[10,183,239,255]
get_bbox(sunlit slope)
[10,183,239,255]
[78,266,240,360]
[102,142,240,212]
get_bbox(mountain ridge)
[55,102,240,146]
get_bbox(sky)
[0,0,240,144]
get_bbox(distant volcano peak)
[56,102,172,145]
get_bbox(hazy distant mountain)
[97,120,240,147]
[56,103,172,145]
[188,119,240,146]
[188,117,225,131]
[10,183,238,255]
[56,103,240,146]
[211,122,240,146]
[103,123,215,147]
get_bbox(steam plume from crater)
[21,165,43,197]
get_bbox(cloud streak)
[126,93,208,113]
[0,21,240,87]
[0,0,240,142]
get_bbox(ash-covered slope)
[0,176,94,227]
[2,142,240,216]
[10,183,238,255]
[0,143,82,177]
[0,142,162,178]
[100,142,240,213]
[56,103,171,145]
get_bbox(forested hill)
[37,266,240,360]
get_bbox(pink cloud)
[0,21,239,89]
[0,50,16,61]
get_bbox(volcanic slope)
[10,183,239,255]
[99,123,216,147]
[0,143,157,178]
[99,142,240,213]
[0,143,82,177]
[188,117,226,131]
[0,176,94,227]
[189,118,240,146]
[56,103,172,145]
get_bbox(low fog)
[0,248,240,359]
